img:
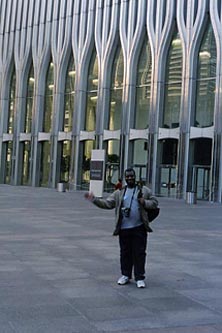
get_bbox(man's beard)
[126,180,135,188]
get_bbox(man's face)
[125,170,136,188]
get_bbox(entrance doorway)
[159,165,177,197]
[188,138,212,200]
[158,139,178,197]
[192,165,210,200]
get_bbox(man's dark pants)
[119,224,147,281]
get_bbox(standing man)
[85,168,158,288]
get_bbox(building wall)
[0,0,222,202]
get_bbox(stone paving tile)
[141,295,207,312]
[179,287,222,302]
[0,322,15,333]
[10,317,98,333]
[82,304,151,322]
[0,304,79,321]
[68,295,134,310]
[58,285,116,298]
[94,315,222,332]
[108,325,221,333]
[0,292,69,308]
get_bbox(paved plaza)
[0,185,222,333]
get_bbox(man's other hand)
[84,192,95,201]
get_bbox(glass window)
[85,50,98,131]
[24,64,34,133]
[161,139,178,165]
[105,140,120,190]
[132,139,148,181]
[135,38,152,129]
[163,30,182,129]
[4,141,13,184]
[60,140,71,182]
[195,22,216,128]
[43,61,54,132]
[63,56,75,132]
[193,138,212,165]
[107,139,120,160]
[81,140,95,188]
[7,68,16,134]
[40,141,51,186]
[21,141,31,185]
[108,46,124,130]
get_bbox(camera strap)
[123,185,137,209]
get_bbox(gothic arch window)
[108,45,124,130]
[7,66,16,134]
[24,63,34,133]
[85,48,98,132]
[194,21,216,128]
[43,60,54,132]
[63,55,75,132]
[163,29,182,129]
[135,37,152,129]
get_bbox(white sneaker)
[136,280,146,288]
[117,275,130,285]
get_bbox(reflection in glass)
[24,65,34,133]
[82,140,95,187]
[60,140,71,182]
[161,139,178,165]
[132,140,147,181]
[85,50,98,131]
[107,139,120,158]
[64,56,75,132]
[108,46,123,130]
[43,61,54,132]
[195,22,216,128]
[135,39,152,129]
[85,92,96,131]
[7,67,16,134]
[163,30,182,129]
[4,141,13,184]
[22,141,31,185]
[105,140,120,190]
[40,141,51,186]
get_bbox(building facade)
[0,0,222,202]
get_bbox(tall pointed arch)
[162,29,183,129]
[7,66,16,134]
[63,55,75,132]
[194,21,216,128]
[4,66,16,184]
[43,60,54,132]
[135,36,152,129]
[24,63,34,133]
[108,45,124,131]
[85,48,98,132]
